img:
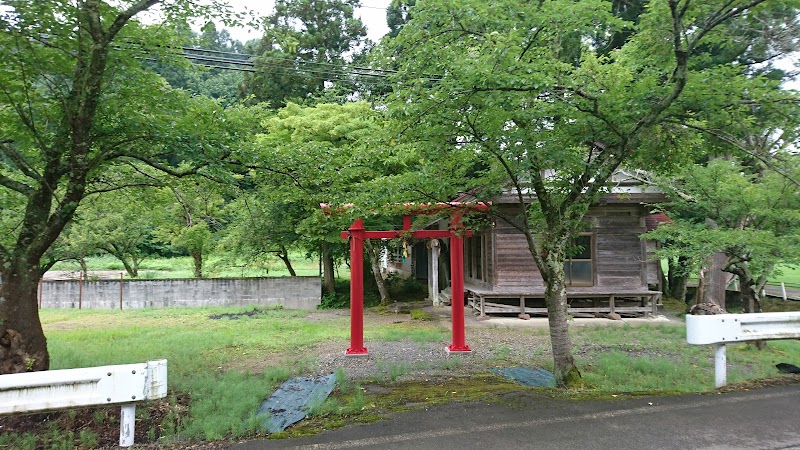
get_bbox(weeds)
[23,304,800,448]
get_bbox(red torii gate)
[325,203,490,355]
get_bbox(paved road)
[230,384,800,450]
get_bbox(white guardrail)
[0,359,167,447]
[687,312,800,387]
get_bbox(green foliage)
[319,292,350,309]
[233,101,389,289]
[239,0,367,108]
[648,158,800,288]
[0,0,264,373]
[385,275,427,300]
[374,0,799,384]
[386,0,416,38]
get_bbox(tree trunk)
[729,265,761,314]
[540,243,581,387]
[726,263,764,348]
[119,257,138,278]
[276,246,297,276]
[79,258,89,280]
[364,239,391,305]
[192,250,203,278]
[705,252,729,309]
[0,265,49,373]
[0,0,169,374]
[667,256,688,301]
[321,242,336,294]
[695,264,708,305]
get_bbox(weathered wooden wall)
[591,206,648,289]
[474,204,650,291]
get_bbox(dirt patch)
[208,309,270,320]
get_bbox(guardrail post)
[120,404,136,447]
[781,282,787,302]
[687,313,800,388]
[715,344,727,388]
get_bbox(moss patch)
[410,309,437,321]
[363,374,535,412]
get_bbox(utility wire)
[181,54,392,81]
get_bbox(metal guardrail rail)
[686,313,800,387]
[0,360,168,447]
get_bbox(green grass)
[29,306,800,447]
[769,264,800,286]
[572,323,800,392]
[43,307,349,441]
[660,259,800,287]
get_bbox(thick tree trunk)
[729,265,761,314]
[726,263,764,348]
[321,242,336,294]
[0,265,49,373]
[0,0,167,374]
[192,250,203,278]
[79,258,89,280]
[364,239,391,305]
[667,256,688,301]
[276,246,297,276]
[705,252,729,309]
[541,245,581,387]
[120,257,138,278]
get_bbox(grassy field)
[770,264,800,286]
[3,300,797,448]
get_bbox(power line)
[169,45,442,84]
[180,45,414,77]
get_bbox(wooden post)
[38,279,43,309]
[119,273,124,310]
[431,240,439,306]
[518,296,530,320]
[78,273,83,310]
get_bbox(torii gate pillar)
[447,213,470,353]
[346,219,368,355]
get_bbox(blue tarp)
[491,367,556,387]
[257,373,337,433]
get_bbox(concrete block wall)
[38,277,321,310]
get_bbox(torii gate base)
[339,205,487,356]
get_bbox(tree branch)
[107,0,163,42]
[0,141,42,182]
[119,153,209,178]
[675,121,800,187]
[0,172,34,194]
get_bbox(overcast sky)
[220,0,392,44]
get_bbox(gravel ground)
[308,306,674,382]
